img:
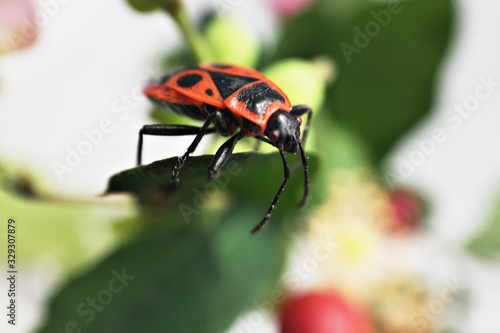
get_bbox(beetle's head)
[265,110,302,154]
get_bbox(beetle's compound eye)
[295,116,302,126]
[268,129,280,143]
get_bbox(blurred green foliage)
[468,194,500,259]
[263,59,327,115]
[274,0,453,165]
[126,0,180,13]
[36,215,285,333]
[0,166,117,274]
[206,17,260,67]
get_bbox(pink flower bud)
[0,0,38,53]
[270,0,317,18]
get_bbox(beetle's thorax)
[265,110,301,154]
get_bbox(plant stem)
[166,2,216,63]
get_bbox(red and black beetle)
[137,63,312,233]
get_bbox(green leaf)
[275,0,454,164]
[206,17,260,67]
[37,152,320,333]
[467,195,500,259]
[107,152,321,216]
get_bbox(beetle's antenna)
[298,141,309,208]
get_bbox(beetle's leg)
[171,111,223,184]
[207,132,244,179]
[290,105,313,148]
[297,141,309,208]
[137,125,217,166]
[251,150,290,234]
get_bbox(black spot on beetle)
[177,74,203,88]
[207,71,258,99]
[235,82,285,115]
[205,88,213,96]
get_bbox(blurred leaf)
[149,106,199,126]
[263,58,329,115]
[467,195,500,259]
[0,164,119,273]
[126,0,179,13]
[159,48,196,70]
[36,210,287,333]
[206,17,260,67]
[315,120,370,171]
[275,0,454,164]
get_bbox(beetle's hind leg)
[137,124,217,166]
[137,111,222,184]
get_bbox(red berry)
[280,291,375,333]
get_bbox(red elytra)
[144,63,294,136]
[138,62,313,234]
